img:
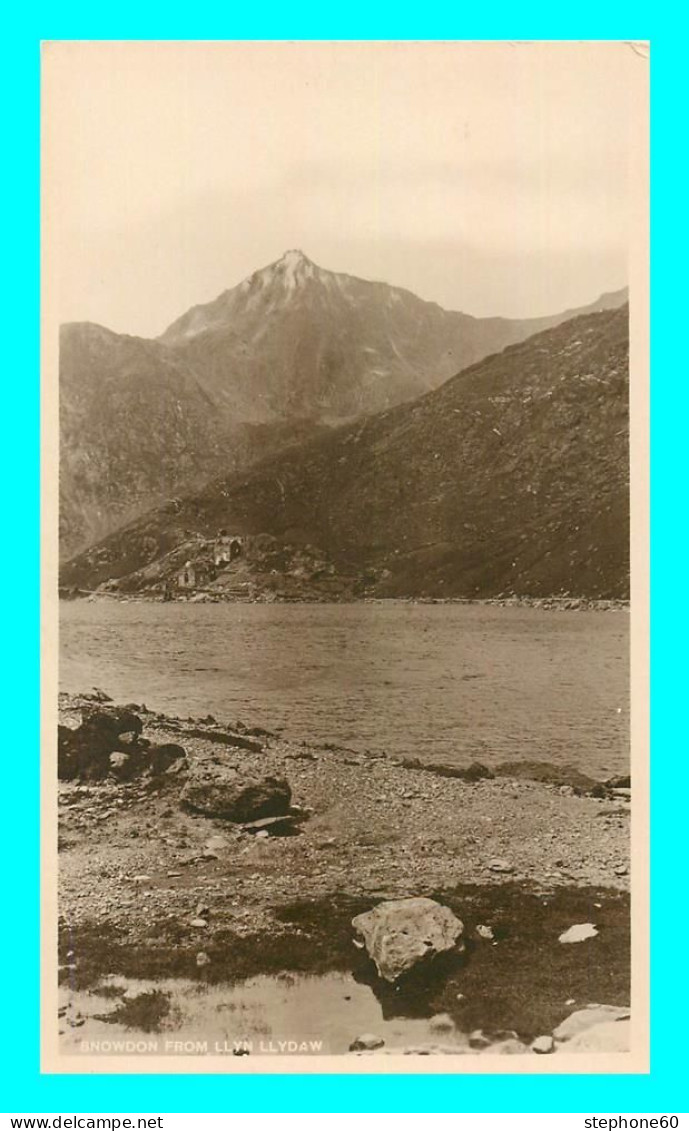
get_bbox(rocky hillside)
[159,250,627,422]
[59,250,627,559]
[59,322,325,557]
[61,306,630,600]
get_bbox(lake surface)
[59,600,629,777]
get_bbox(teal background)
[4,1,681,1113]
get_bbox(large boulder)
[147,743,187,775]
[58,708,144,780]
[352,897,464,983]
[181,767,291,822]
[80,707,144,745]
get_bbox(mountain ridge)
[59,249,628,560]
[61,305,630,601]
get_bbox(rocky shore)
[60,587,628,612]
[58,691,631,1056]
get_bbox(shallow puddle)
[59,970,472,1056]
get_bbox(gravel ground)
[58,696,629,947]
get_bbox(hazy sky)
[45,41,647,337]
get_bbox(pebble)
[349,1033,385,1051]
[429,1013,455,1034]
[531,1034,555,1054]
[488,859,514,874]
[558,923,598,944]
[190,918,208,928]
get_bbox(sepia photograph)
[42,39,649,1073]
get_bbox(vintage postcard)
[41,39,650,1074]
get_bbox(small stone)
[190,918,208,928]
[486,1038,529,1055]
[531,1035,555,1054]
[255,830,270,839]
[475,924,495,940]
[558,923,598,944]
[166,871,182,878]
[349,1033,385,1051]
[468,1029,492,1049]
[429,1013,455,1034]
[196,952,211,967]
[615,864,629,876]
[132,874,151,883]
[488,858,514,874]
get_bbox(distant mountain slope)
[59,321,324,557]
[59,249,627,559]
[61,306,630,600]
[159,249,627,422]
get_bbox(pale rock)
[558,1019,630,1053]
[558,923,598,944]
[553,1004,630,1043]
[429,1013,455,1034]
[351,897,464,983]
[531,1035,556,1054]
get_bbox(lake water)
[59,600,629,777]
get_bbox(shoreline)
[57,691,631,1054]
[59,591,630,611]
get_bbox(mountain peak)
[278,248,312,266]
[268,248,317,289]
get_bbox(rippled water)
[59,600,629,777]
